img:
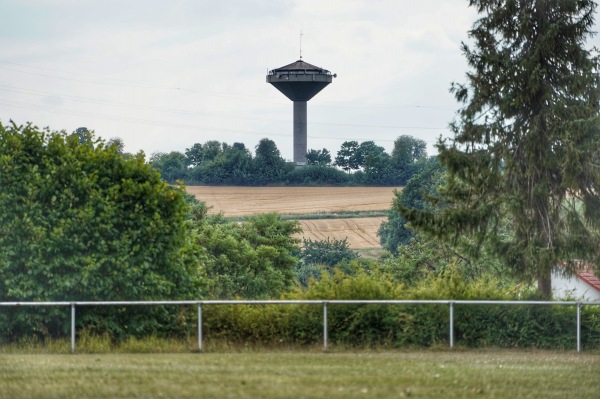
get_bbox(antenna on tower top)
[299,30,303,59]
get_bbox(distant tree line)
[150,135,429,186]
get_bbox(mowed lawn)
[1,351,598,399]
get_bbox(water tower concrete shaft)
[266,60,334,164]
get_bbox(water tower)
[266,59,335,164]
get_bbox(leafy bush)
[285,165,350,185]
[194,213,301,299]
[0,122,201,341]
[294,263,326,288]
[200,268,600,349]
[378,158,445,254]
[299,238,358,268]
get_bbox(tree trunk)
[537,272,552,299]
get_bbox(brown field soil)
[186,186,399,216]
[186,186,399,249]
[297,217,385,249]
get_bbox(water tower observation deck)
[266,59,334,101]
[266,59,335,164]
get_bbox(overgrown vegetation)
[201,268,600,349]
[295,238,359,286]
[378,157,445,254]
[0,121,201,341]
[190,205,302,299]
[150,135,428,186]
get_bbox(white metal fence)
[1,300,599,353]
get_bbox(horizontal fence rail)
[1,300,599,353]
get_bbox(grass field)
[1,351,598,398]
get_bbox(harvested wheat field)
[186,186,399,249]
[186,186,398,216]
[297,217,385,249]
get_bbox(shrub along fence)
[1,300,599,352]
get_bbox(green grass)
[356,247,388,259]
[224,210,388,222]
[0,350,598,398]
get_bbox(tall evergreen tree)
[402,0,600,297]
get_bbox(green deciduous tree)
[334,140,360,173]
[202,140,224,162]
[106,136,125,155]
[391,135,427,166]
[305,148,332,165]
[379,158,445,254]
[71,126,92,145]
[363,146,392,185]
[285,164,350,185]
[184,143,204,167]
[0,121,201,339]
[355,141,384,168]
[150,151,188,183]
[295,238,360,287]
[191,142,253,185]
[253,138,290,184]
[300,238,359,268]
[390,135,428,184]
[193,212,301,299]
[401,0,600,297]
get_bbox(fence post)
[577,302,581,353]
[323,301,328,351]
[449,301,454,349]
[71,303,76,353]
[197,303,203,352]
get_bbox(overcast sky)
[1,1,596,162]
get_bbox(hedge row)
[199,271,600,349]
[200,302,600,349]
[3,270,600,349]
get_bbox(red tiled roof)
[560,262,600,294]
[577,270,600,294]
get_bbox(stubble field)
[186,186,399,249]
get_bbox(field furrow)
[297,217,385,249]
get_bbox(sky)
[0,0,566,161]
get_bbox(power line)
[0,85,449,131]
[0,98,284,136]
[0,59,456,110]
[1,98,443,145]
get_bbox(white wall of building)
[552,272,600,301]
